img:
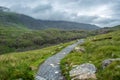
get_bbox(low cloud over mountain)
[0,0,120,27]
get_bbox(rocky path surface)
[35,39,84,80]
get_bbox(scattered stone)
[74,47,85,52]
[35,76,46,80]
[55,71,59,74]
[50,64,55,67]
[35,39,84,80]
[59,77,65,80]
[70,63,97,80]
[63,52,66,54]
[102,58,120,69]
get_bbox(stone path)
[35,39,84,80]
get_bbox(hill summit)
[0,6,100,30]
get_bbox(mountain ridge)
[0,6,100,30]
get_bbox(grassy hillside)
[0,40,75,80]
[93,25,120,35]
[0,25,93,54]
[61,30,120,80]
[0,7,99,30]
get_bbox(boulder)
[74,47,85,52]
[69,63,97,80]
[102,58,120,69]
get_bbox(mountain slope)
[0,25,93,54]
[36,20,99,30]
[0,7,99,30]
[0,40,75,80]
[61,29,120,80]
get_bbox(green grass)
[60,30,120,80]
[0,40,75,80]
[0,25,91,54]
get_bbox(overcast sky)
[0,0,120,27]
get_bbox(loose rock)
[74,47,85,52]
[102,58,120,69]
[35,76,46,80]
[70,63,97,80]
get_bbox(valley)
[0,5,120,80]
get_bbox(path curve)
[35,39,84,80]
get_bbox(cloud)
[0,0,120,27]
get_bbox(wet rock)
[70,63,97,80]
[102,58,120,69]
[74,47,85,52]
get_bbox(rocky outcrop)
[70,63,97,80]
[74,47,85,52]
[102,58,120,69]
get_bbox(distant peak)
[0,6,10,12]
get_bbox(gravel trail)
[35,39,84,80]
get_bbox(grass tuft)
[0,41,75,80]
[60,30,120,80]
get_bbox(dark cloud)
[0,0,120,27]
[32,4,52,13]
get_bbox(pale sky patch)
[0,0,120,27]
